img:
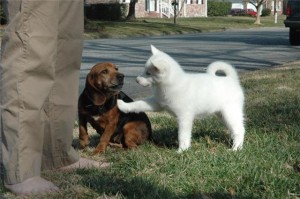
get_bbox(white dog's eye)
[145,71,151,76]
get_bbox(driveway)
[81,27,300,99]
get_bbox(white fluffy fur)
[118,45,245,152]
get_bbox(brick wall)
[135,1,162,18]
[136,1,147,17]
[185,4,206,17]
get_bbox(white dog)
[118,45,245,152]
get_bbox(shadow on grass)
[72,133,101,150]
[150,125,232,150]
[246,97,300,132]
[72,128,179,151]
[79,170,176,198]
[77,169,258,199]
[193,129,232,147]
[151,127,178,149]
[72,125,232,152]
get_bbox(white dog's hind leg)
[117,97,162,113]
[222,107,245,150]
[177,115,194,153]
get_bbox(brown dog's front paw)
[93,143,108,154]
[79,139,90,149]
[92,148,105,155]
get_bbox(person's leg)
[40,0,82,170]
[0,0,60,195]
[41,0,110,171]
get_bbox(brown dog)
[78,62,152,154]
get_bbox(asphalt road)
[80,27,300,99]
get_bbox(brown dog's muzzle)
[110,73,124,91]
[117,73,124,84]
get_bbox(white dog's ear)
[151,45,160,55]
[152,66,160,74]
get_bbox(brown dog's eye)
[101,69,108,74]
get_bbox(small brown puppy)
[78,62,152,153]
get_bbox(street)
[80,27,300,99]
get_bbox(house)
[134,0,208,18]
[264,0,283,14]
[85,0,208,18]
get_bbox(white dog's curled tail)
[207,61,239,80]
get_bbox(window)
[145,0,156,11]
[272,0,282,11]
[197,0,203,4]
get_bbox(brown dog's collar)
[85,104,105,115]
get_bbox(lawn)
[83,15,286,39]
[1,61,299,198]
[0,15,286,39]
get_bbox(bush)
[207,1,232,16]
[85,3,127,21]
[261,8,271,16]
[0,0,7,24]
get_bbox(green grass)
[0,15,286,39]
[83,15,286,39]
[1,62,299,199]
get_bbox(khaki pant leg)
[0,0,64,184]
[41,0,83,170]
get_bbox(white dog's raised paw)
[117,99,130,113]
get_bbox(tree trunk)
[126,0,137,21]
[173,4,177,24]
[254,5,262,24]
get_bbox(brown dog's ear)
[86,72,96,90]
[90,92,106,106]
[86,72,106,106]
